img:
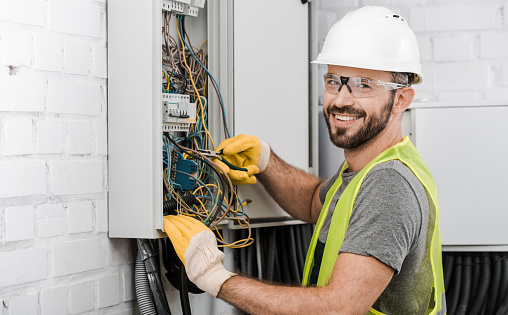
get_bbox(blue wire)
[179,17,231,138]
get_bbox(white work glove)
[163,215,236,297]
[215,134,271,185]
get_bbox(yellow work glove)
[163,215,236,297]
[215,134,270,185]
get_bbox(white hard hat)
[313,6,423,84]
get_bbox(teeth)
[335,115,360,121]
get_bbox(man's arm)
[257,150,323,223]
[218,252,395,315]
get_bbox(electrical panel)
[108,0,317,238]
[108,0,211,239]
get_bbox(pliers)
[196,149,248,172]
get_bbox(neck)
[344,123,403,172]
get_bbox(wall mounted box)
[108,0,318,238]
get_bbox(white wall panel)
[233,0,310,222]
[413,105,508,246]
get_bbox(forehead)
[327,65,392,81]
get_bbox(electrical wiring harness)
[136,9,255,315]
[160,12,253,247]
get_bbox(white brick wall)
[2,1,505,314]
[98,274,120,308]
[64,42,90,75]
[37,120,64,153]
[3,117,33,155]
[53,238,104,276]
[318,0,508,102]
[70,280,94,314]
[67,201,93,233]
[34,35,62,72]
[40,286,67,315]
[0,1,136,314]
[7,293,38,315]
[5,205,34,241]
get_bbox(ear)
[392,87,415,114]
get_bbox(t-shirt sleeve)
[339,168,423,273]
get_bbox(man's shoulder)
[365,160,427,201]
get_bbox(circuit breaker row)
[162,0,205,17]
[162,93,197,132]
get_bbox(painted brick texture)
[1,1,507,315]
[0,1,136,314]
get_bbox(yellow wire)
[177,17,215,150]
[200,40,208,51]
[219,237,255,249]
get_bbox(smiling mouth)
[334,114,362,122]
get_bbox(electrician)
[164,6,446,315]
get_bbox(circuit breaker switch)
[162,93,196,132]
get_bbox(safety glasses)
[323,73,408,98]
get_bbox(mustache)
[325,105,366,117]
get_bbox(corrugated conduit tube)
[135,251,157,315]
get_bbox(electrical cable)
[246,229,257,277]
[163,194,199,215]
[469,253,491,315]
[137,239,172,315]
[179,261,192,315]
[273,238,281,283]
[135,251,157,315]
[165,135,239,229]
[239,229,249,274]
[496,253,508,311]
[469,253,481,312]
[161,237,204,295]
[294,225,305,275]
[495,257,508,315]
[277,228,292,284]
[168,137,223,224]
[263,227,276,282]
[456,254,472,315]
[286,226,301,284]
[176,17,216,150]
[487,253,502,315]
[447,255,462,315]
[180,17,230,138]
[444,253,455,292]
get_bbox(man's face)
[323,65,396,150]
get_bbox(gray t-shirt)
[315,160,433,315]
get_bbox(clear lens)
[323,74,407,98]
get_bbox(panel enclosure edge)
[108,0,164,238]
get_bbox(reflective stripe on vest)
[302,137,446,315]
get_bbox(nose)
[323,86,355,115]
[331,85,355,105]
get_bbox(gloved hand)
[215,134,270,185]
[163,215,236,297]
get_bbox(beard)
[324,94,395,149]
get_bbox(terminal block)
[173,158,198,192]
[162,0,184,13]
[162,93,197,132]
[162,0,205,16]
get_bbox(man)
[164,6,446,315]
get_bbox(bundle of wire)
[160,12,253,249]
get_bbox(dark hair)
[391,72,414,87]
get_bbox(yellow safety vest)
[302,137,446,315]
